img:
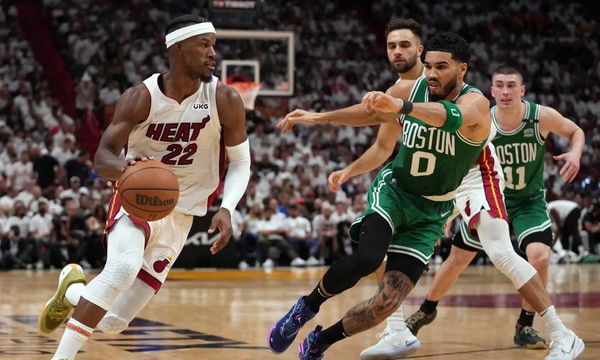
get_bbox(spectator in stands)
[302,189,317,216]
[29,199,53,242]
[583,200,600,255]
[332,200,355,255]
[228,209,248,269]
[0,186,17,212]
[239,203,264,268]
[0,205,8,236]
[82,204,106,268]
[64,150,91,185]
[15,181,36,209]
[548,199,583,255]
[286,204,320,266]
[98,81,121,107]
[7,150,34,192]
[312,201,339,264]
[0,226,31,269]
[88,177,108,203]
[51,135,75,165]
[98,81,121,127]
[55,197,90,266]
[266,197,287,220]
[256,206,305,268]
[31,144,59,191]
[7,200,30,240]
[75,72,96,117]
[31,120,50,145]
[29,199,54,268]
[59,176,89,207]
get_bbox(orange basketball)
[118,160,179,221]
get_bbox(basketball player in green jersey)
[406,66,585,356]
[364,17,425,358]
[328,68,585,360]
[269,32,491,359]
[386,18,424,82]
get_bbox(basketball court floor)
[1,264,598,359]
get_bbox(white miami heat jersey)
[126,73,223,217]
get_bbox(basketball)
[118,160,179,221]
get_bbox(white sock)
[53,318,94,360]
[65,283,86,306]
[540,305,568,334]
[385,303,408,332]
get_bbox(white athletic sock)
[385,303,407,332]
[53,318,94,360]
[540,305,568,334]
[65,283,86,306]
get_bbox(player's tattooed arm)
[342,271,414,335]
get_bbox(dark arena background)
[0,0,598,359]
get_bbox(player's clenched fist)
[362,91,403,114]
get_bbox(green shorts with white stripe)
[453,190,552,253]
[506,190,552,252]
[455,219,484,251]
[349,163,454,264]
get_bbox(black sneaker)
[514,325,548,349]
[406,309,437,335]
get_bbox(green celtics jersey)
[391,76,486,197]
[492,100,545,199]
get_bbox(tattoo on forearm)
[343,271,414,335]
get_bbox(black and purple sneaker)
[299,325,330,360]
[268,296,318,353]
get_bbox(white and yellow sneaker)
[39,264,87,334]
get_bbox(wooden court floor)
[1,264,598,359]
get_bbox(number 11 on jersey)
[503,166,525,190]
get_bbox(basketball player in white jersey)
[279,44,583,360]
[38,15,251,360]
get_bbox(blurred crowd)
[0,0,598,270]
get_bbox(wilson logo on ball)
[135,194,175,207]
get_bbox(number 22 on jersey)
[161,143,198,165]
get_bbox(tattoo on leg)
[342,271,414,335]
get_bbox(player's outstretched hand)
[328,168,352,193]
[362,91,402,114]
[553,151,580,183]
[209,208,233,254]
[277,109,323,133]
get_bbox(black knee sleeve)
[321,214,391,294]
[385,252,426,285]
[520,228,553,253]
